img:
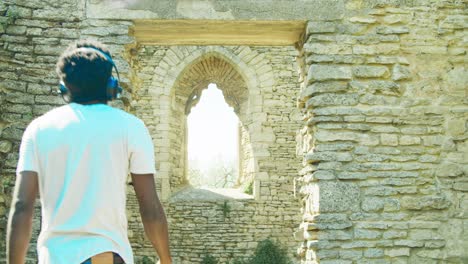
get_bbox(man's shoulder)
[109,107,145,126]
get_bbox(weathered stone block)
[399,135,420,145]
[376,26,409,34]
[401,195,451,210]
[425,240,446,248]
[307,65,352,82]
[364,248,384,258]
[447,118,465,136]
[306,151,353,163]
[354,229,381,239]
[6,92,35,104]
[26,27,42,36]
[318,230,353,241]
[350,80,402,95]
[316,182,360,213]
[383,230,407,239]
[306,21,337,34]
[27,83,52,95]
[380,133,398,146]
[315,130,376,144]
[6,25,27,35]
[304,43,352,55]
[349,16,377,24]
[337,171,367,180]
[453,182,468,191]
[352,44,400,55]
[34,95,64,105]
[385,248,410,257]
[383,14,411,24]
[392,64,411,81]
[362,197,385,212]
[435,163,463,177]
[306,93,359,108]
[0,140,13,153]
[353,66,390,78]
[394,239,424,247]
[300,82,348,100]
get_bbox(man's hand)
[131,173,172,264]
[7,171,38,264]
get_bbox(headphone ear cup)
[107,76,120,100]
[59,82,68,95]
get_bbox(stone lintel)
[131,19,306,46]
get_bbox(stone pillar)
[296,2,467,263]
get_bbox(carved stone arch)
[150,46,276,199]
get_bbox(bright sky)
[187,83,239,176]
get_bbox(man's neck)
[73,100,107,105]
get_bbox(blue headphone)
[58,47,123,102]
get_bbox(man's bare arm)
[7,171,38,264]
[131,173,171,264]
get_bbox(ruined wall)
[296,1,467,263]
[0,0,467,263]
[126,44,303,263]
[0,1,303,263]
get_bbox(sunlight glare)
[187,83,239,188]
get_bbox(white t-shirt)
[16,103,156,264]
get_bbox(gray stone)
[383,230,407,239]
[435,163,463,177]
[6,92,35,104]
[394,240,424,247]
[300,82,349,100]
[392,64,411,81]
[337,171,367,180]
[354,229,381,239]
[5,25,27,35]
[364,248,384,258]
[317,182,360,213]
[385,248,410,257]
[307,21,337,33]
[306,93,359,107]
[27,83,52,95]
[401,195,451,210]
[0,140,13,153]
[349,16,377,24]
[353,66,390,78]
[362,197,385,212]
[307,65,352,82]
[376,26,409,34]
[306,151,353,162]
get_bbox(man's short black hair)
[56,39,113,103]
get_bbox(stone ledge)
[169,186,254,202]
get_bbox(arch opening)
[170,53,254,195]
[187,83,239,188]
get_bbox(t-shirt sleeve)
[16,121,39,174]
[129,119,156,174]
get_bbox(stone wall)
[296,1,467,263]
[0,0,467,263]
[126,44,303,263]
[0,1,303,262]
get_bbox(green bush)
[228,258,247,264]
[248,239,292,264]
[201,254,218,264]
[140,256,154,264]
[244,181,253,195]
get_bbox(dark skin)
[7,100,171,264]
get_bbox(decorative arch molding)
[145,46,276,200]
[173,54,248,114]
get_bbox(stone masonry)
[0,0,467,263]
[295,1,467,263]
